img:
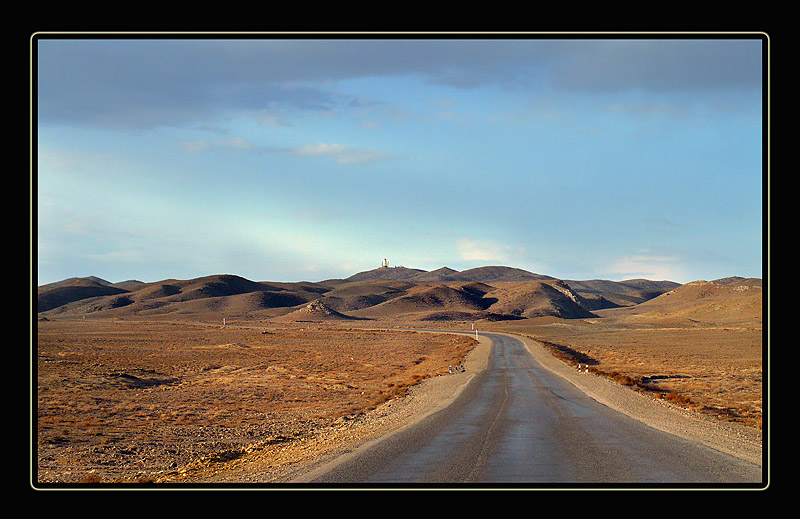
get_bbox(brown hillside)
[711,276,762,287]
[345,265,426,282]
[316,279,415,312]
[37,279,129,312]
[351,282,495,320]
[157,291,313,319]
[343,265,553,284]
[445,266,555,283]
[596,280,763,327]
[38,274,322,320]
[565,279,681,307]
[37,267,682,322]
[484,280,597,319]
[110,280,145,289]
[152,274,271,300]
[39,276,113,289]
[274,299,363,322]
[133,283,183,300]
[410,267,459,282]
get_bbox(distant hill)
[314,279,415,312]
[443,266,555,283]
[111,280,145,289]
[345,265,554,283]
[39,276,114,289]
[409,267,460,282]
[711,276,762,288]
[596,279,763,326]
[564,278,681,308]
[36,274,322,318]
[274,299,364,322]
[37,278,129,313]
[484,280,597,319]
[36,267,761,326]
[351,281,495,320]
[344,278,596,321]
[345,265,427,282]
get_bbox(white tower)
[382,258,388,267]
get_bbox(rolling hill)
[37,277,130,313]
[37,274,326,319]
[564,278,681,308]
[595,278,763,327]
[481,280,598,319]
[345,265,554,283]
[35,266,762,326]
[274,299,366,322]
[345,265,427,282]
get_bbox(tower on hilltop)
[382,258,388,268]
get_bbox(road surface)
[303,332,763,487]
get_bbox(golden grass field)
[36,319,475,483]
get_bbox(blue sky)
[35,36,765,285]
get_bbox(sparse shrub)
[662,392,693,406]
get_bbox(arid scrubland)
[36,320,475,483]
[35,268,763,484]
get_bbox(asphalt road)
[305,332,763,488]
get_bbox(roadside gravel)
[513,333,763,468]
[190,332,492,484]
[190,331,762,484]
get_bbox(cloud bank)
[37,37,763,130]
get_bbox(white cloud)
[176,136,392,165]
[224,137,256,150]
[292,142,392,164]
[177,140,212,153]
[609,250,686,281]
[456,238,525,263]
[254,107,291,127]
[295,143,347,156]
[177,137,254,153]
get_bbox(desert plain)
[34,265,765,485]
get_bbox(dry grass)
[35,281,764,484]
[490,317,763,429]
[36,319,475,484]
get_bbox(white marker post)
[475,329,478,340]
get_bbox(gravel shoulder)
[512,333,763,467]
[192,331,762,484]
[192,331,492,484]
